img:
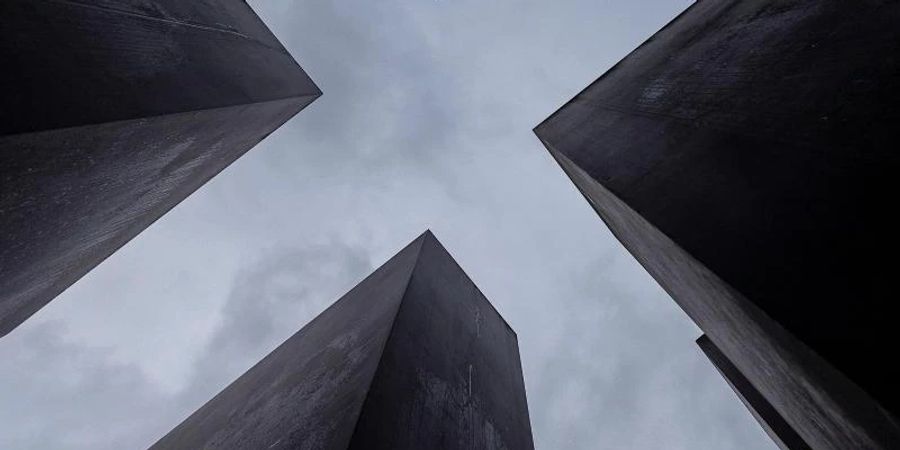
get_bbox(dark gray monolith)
[535,1,900,448]
[149,231,535,450]
[0,0,321,337]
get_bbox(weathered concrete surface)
[698,335,810,450]
[149,231,535,449]
[149,234,423,450]
[0,0,320,336]
[0,0,318,135]
[348,232,534,450]
[535,0,900,448]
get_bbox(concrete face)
[348,233,535,450]
[149,231,535,450]
[697,335,810,450]
[0,0,320,336]
[1,0,319,135]
[535,0,900,448]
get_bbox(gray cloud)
[177,242,371,410]
[525,251,772,449]
[0,321,167,450]
[0,242,372,450]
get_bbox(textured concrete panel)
[698,335,810,450]
[1,0,319,135]
[535,0,900,448]
[150,234,423,450]
[0,0,321,336]
[348,233,535,450]
[149,232,534,449]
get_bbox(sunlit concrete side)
[0,0,321,336]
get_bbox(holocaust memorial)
[3,0,899,448]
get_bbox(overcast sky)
[0,1,777,449]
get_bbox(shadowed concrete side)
[348,233,535,450]
[0,0,320,135]
[535,0,900,448]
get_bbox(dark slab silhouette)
[697,335,810,450]
[535,0,900,448]
[0,0,321,337]
[149,231,535,450]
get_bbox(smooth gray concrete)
[535,0,900,448]
[0,0,321,337]
[698,335,809,450]
[149,231,534,450]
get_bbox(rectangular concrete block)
[535,1,900,448]
[149,231,535,449]
[0,0,321,337]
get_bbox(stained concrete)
[0,0,320,336]
[535,0,900,448]
[698,335,809,450]
[149,231,534,450]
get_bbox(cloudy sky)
[0,1,777,449]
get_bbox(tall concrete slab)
[535,1,900,448]
[697,335,809,450]
[149,231,534,450]
[0,0,321,337]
